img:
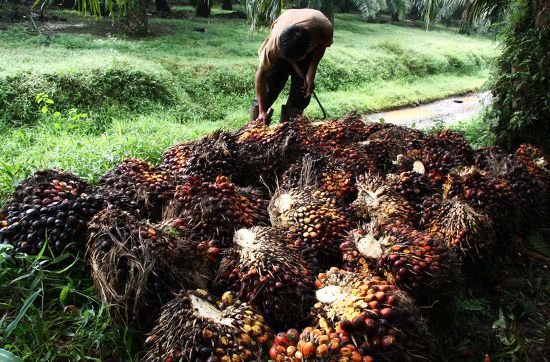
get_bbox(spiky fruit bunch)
[87,207,210,330]
[443,166,514,229]
[161,140,195,173]
[374,220,462,296]
[308,118,372,148]
[280,154,326,191]
[367,125,424,155]
[215,227,317,328]
[181,130,239,181]
[515,144,549,175]
[269,326,368,362]
[312,268,428,360]
[475,148,549,227]
[352,173,416,225]
[319,162,357,203]
[144,289,271,362]
[269,188,354,260]
[99,158,182,219]
[0,169,105,253]
[405,130,475,183]
[340,221,461,297]
[386,171,439,214]
[426,199,496,258]
[166,176,269,245]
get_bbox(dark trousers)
[252,54,313,111]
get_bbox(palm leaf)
[351,0,388,20]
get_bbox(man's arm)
[304,46,326,97]
[255,68,271,124]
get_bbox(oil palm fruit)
[165,175,269,246]
[161,140,195,173]
[87,207,210,331]
[0,169,105,253]
[215,226,318,328]
[99,158,183,220]
[405,130,475,184]
[181,130,239,182]
[144,289,271,362]
[311,268,430,361]
[269,187,354,262]
[352,173,416,225]
[426,199,496,259]
[386,171,439,215]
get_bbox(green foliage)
[489,0,550,150]
[0,244,144,361]
[0,67,175,126]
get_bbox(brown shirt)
[258,9,333,71]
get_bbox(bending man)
[250,8,333,125]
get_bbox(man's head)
[279,25,310,62]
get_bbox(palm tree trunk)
[196,0,210,17]
[120,0,149,36]
[222,0,232,10]
[534,0,549,28]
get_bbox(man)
[250,8,333,125]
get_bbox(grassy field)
[0,7,498,200]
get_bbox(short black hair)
[279,25,310,60]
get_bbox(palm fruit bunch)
[166,176,269,245]
[310,268,429,361]
[515,144,549,177]
[215,227,318,328]
[373,220,462,297]
[180,130,239,182]
[269,326,365,362]
[405,130,475,184]
[269,187,354,262]
[144,289,271,362]
[280,154,325,190]
[425,199,496,259]
[367,125,424,160]
[340,221,461,298]
[442,166,515,230]
[307,117,372,148]
[386,171,439,214]
[0,169,105,253]
[352,173,416,226]
[87,207,210,330]
[161,140,195,173]
[475,147,549,227]
[99,158,182,219]
[233,121,301,186]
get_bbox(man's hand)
[302,75,315,98]
[257,108,274,126]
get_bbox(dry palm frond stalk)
[233,121,302,186]
[144,289,271,362]
[271,268,431,361]
[180,130,240,182]
[215,226,318,329]
[86,207,210,331]
[161,140,195,174]
[404,130,475,184]
[386,171,439,215]
[426,198,496,259]
[442,166,515,232]
[340,221,462,298]
[0,169,105,254]
[352,173,416,226]
[98,158,183,220]
[475,147,549,227]
[164,175,269,246]
[269,187,354,262]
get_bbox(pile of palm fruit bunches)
[1,114,549,362]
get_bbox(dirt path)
[363,91,492,129]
